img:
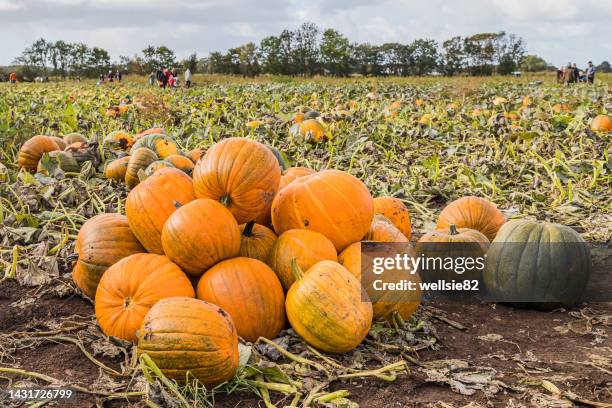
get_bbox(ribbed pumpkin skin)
[196,257,285,342]
[483,219,591,310]
[364,215,409,242]
[125,147,158,189]
[104,131,133,150]
[131,134,179,159]
[436,196,505,241]
[193,138,281,224]
[104,156,131,181]
[591,114,612,132]
[144,160,174,177]
[137,297,239,387]
[286,260,372,353]
[239,222,277,262]
[162,199,241,277]
[165,154,195,173]
[279,167,316,191]
[338,243,421,321]
[271,170,374,252]
[126,167,195,254]
[267,229,338,292]
[73,213,145,299]
[18,135,61,172]
[95,254,195,342]
[373,197,412,240]
[186,148,205,163]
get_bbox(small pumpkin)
[63,133,88,145]
[286,260,373,353]
[193,137,281,224]
[186,148,205,163]
[18,135,61,172]
[197,257,285,342]
[130,133,179,159]
[436,196,505,241]
[64,141,99,166]
[483,219,591,310]
[591,114,612,132]
[373,196,412,239]
[125,147,158,189]
[126,167,196,254]
[162,199,241,277]
[104,130,133,150]
[104,156,131,181]
[36,151,80,175]
[137,297,239,387]
[95,253,195,342]
[165,154,195,173]
[279,167,316,191]
[73,213,145,299]
[239,221,277,262]
[272,170,374,252]
[364,215,409,242]
[296,119,326,142]
[267,229,337,292]
[144,160,174,177]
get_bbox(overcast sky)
[1,0,611,66]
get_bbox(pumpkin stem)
[449,224,459,235]
[172,200,183,209]
[290,258,304,282]
[243,221,255,237]
[220,195,231,207]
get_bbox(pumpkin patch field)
[0,75,610,407]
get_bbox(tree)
[319,29,352,76]
[409,39,439,75]
[464,33,501,75]
[238,43,259,77]
[353,43,383,76]
[182,53,198,73]
[596,61,610,73]
[259,35,283,74]
[141,45,177,72]
[292,23,320,75]
[520,55,548,72]
[440,36,464,76]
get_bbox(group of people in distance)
[557,61,596,84]
[150,67,192,89]
[97,70,123,85]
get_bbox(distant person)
[562,63,574,84]
[168,73,176,88]
[99,74,105,83]
[9,72,17,84]
[155,69,164,87]
[556,66,564,83]
[108,70,114,82]
[171,67,178,78]
[162,69,170,88]
[586,61,595,84]
[149,71,156,85]
[184,68,192,88]
[117,71,123,82]
[572,63,581,83]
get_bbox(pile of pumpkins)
[69,136,591,388]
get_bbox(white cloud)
[0,0,23,10]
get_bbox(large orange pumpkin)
[103,156,131,181]
[126,167,196,254]
[364,215,409,242]
[373,197,412,239]
[125,147,158,189]
[137,297,239,387]
[196,257,285,342]
[271,170,373,252]
[193,137,281,224]
[591,115,612,132]
[162,199,241,277]
[239,221,277,262]
[436,196,505,241]
[279,167,316,191]
[95,254,195,342]
[286,260,372,353]
[72,213,145,299]
[267,229,337,292]
[18,135,61,172]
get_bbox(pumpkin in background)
[364,215,409,242]
[134,127,165,143]
[373,196,412,239]
[279,167,316,191]
[416,225,489,283]
[18,135,61,172]
[64,142,99,166]
[144,160,174,177]
[73,213,145,299]
[338,242,421,321]
[552,103,572,113]
[193,137,281,224]
[186,148,205,163]
[126,167,196,254]
[272,170,373,252]
[137,297,239,387]
[162,199,241,277]
[63,133,88,145]
[95,253,195,342]
[239,221,277,262]
[591,114,612,132]
[436,196,505,241]
[104,130,133,150]
[125,147,158,189]
[165,154,195,173]
[104,156,131,181]
[36,151,80,176]
[483,219,591,310]
[297,119,326,142]
[267,229,337,292]
[131,133,179,159]
[286,260,372,353]
[196,257,285,342]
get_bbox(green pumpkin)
[130,134,178,159]
[37,151,80,176]
[483,219,591,310]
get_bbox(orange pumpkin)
[95,253,195,342]
[372,196,412,239]
[186,148,205,163]
[286,260,372,353]
[126,167,196,254]
[165,154,195,173]
[162,199,241,277]
[267,229,337,292]
[272,170,373,252]
[63,133,88,145]
[125,147,158,189]
[364,215,409,242]
[279,167,316,191]
[137,297,239,387]
[239,221,277,262]
[436,196,505,241]
[297,119,326,142]
[196,257,285,342]
[591,115,612,132]
[131,134,179,159]
[133,127,165,143]
[103,156,131,181]
[18,135,61,172]
[144,160,174,177]
[73,213,145,299]
[104,131,133,150]
[193,138,281,224]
